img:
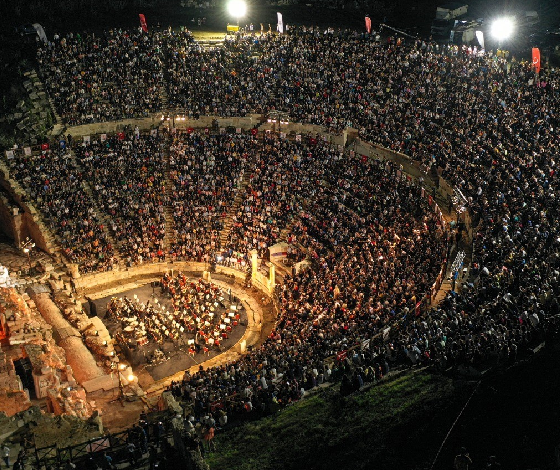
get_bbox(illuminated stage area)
[87,273,249,382]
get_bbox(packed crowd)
[224,135,311,257]
[164,155,446,416]
[37,29,168,125]
[76,132,168,265]
[12,25,560,423]
[4,145,115,272]
[167,131,249,261]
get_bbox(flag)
[415,300,422,316]
[41,143,49,150]
[532,48,541,74]
[336,350,347,362]
[365,16,372,34]
[277,12,284,34]
[361,338,370,350]
[139,14,148,33]
[117,132,125,140]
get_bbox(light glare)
[491,17,514,40]
[227,0,247,18]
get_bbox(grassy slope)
[206,371,468,470]
[207,344,560,470]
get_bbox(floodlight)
[227,0,247,19]
[491,17,514,41]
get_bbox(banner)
[277,12,284,34]
[269,242,289,259]
[475,30,484,50]
[365,16,372,34]
[32,23,48,43]
[139,14,148,33]
[24,147,32,156]
[532,47,541,74]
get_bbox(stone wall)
[72,261,254,295]
[66,114,262,139]
[66,116,160,139]
[354,139,432,184]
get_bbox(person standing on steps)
[454,447,472,470]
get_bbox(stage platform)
[86,279,248,382]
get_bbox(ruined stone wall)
[31,293,104,385]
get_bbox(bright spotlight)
[491,17,514,41]
[227,0,247,19]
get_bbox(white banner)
[83,135,90,144]
[100,133,107,142]
[24,147,32,156]
[295,134,301,142]
[277,12,284,34]
[476,30,484,50]
[5,150,14,159]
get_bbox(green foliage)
[206,371,457,470]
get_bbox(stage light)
[491,17,514,41]
[227,0,247,19]
[128,374,135,382]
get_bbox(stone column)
[250,250,258,280]
[12,211,23,247]
[68,263,80,279]
[269,264,275,293]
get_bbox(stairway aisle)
[162,137,175,256]
[68,148,124,268]
[218,170,252,249]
